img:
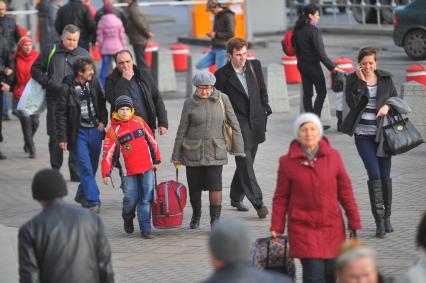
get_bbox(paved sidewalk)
[1,85,425,282]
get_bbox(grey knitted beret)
[209,219,251,265]
[192,71,216,86]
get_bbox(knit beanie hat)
[293,113,323,138]
[103,3,114,14]
[209,219,251,266]
[115,95,133,111]
[32,169,68,200]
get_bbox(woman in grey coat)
[172,71,244,229]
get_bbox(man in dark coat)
[54,0,96,51]
[36,0,63,51]
[0,0,20,52]
[105,50,168,134]
[32,24,90,182]
[215,37,272,218]
[122,0,153,71]
[18,168,114,283]
[0,35,13,160]
[203,219,291,283]
[57,57,108,213]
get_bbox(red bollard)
[406,64,426,89]
[170,43,190,72]
[247,51,256,60]
[281,55,301,84]
[145,42,160,68]
[333,57,354,73]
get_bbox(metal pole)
[245,0,253,43]
[151,50,159,87]
[186,55,193,98]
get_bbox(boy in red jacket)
[102,95,160,239]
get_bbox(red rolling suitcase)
[152,169,187,228]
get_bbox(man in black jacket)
[215,37,271,218]
[105,50,168,134]
[32,24,90,181]
[55,0,96,51]
[0,0,20,52]
[18,168,114,283]
[0,36,13,160]
[57,57,108,213]
[196,0,235,70]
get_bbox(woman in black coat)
[292,4,342,122]
[341,47,398,239]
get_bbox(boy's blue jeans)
[74,127,104,206]
[122,170,154,233]
[196,48,227,70]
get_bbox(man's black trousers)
[230,145,263,209]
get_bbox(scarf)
[13,36,39,99]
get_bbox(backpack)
[331,71,347,92]
[152,169,187,228]
[281,31,295,56]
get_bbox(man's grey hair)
[336,246,377,271]
[62,24,80,36]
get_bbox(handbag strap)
[248,61,260,96]
[218,93,228,124]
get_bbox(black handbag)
[383,113,424,155]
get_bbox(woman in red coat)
[270,113,362,283]
[12,36,40,158]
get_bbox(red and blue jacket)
[101,112,160,177]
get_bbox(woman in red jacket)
[270,113,362,283]
[12,36,40,158]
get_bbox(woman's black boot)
[336,111,343,132]
[190,201,202,229]
[382,179,394,233]
[19,115,36,158]
[368,180,386,238]
[209,205,221,229]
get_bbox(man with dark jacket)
[32,24,90,181]
[215,37,271,218]
[0,35,13,160]
[36,0,63,51]
[0,0,20,52]
[57,57,108,213]
[55,0,96,51]
[105,50,167,134]
[18,168,114,283]
[203,219,291,283]
[123,0,153,71]
[196,0,235,70]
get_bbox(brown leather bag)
[218,93,233,152]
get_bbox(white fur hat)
[293,113,323,138]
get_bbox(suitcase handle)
[154,168,179,187]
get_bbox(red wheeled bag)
[152,169,187,228]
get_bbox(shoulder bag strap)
[248,60,260,96]
[46,44,57,70]
[217,93,228,124]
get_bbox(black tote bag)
[383,113,424,155]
